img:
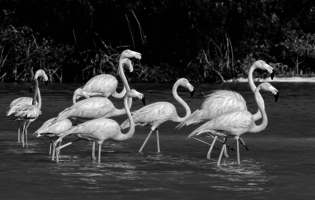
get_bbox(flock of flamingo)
[6,49,279,166]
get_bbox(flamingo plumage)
[33,117,73,155]
[120,78,194,153]
[178,60,274,127]
[53,89,144,163]
[188,82,279,165]
[73,49,141,103]
[54,55,141,122]
[7,69,48,147]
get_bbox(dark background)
[0,0,314,83]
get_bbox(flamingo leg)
[98,143,102,164]
[223,137,229,158]
[239,137,249,151]
[49,141,52,155]
[21,120,27,148]
[92,142,96,160]
[236,137,240,165]
[24,120,31,147]
[52,138,63,161]
[17,125,21,143]
[138,129,153,153]
[206,136,217,160]
[56,142,73,163]
[217,143,227,166]
[156,129,160,153]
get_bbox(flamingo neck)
[33,78,42,109]
[172,81,191,122]
[115,96,135,141]
[250,86,268,133]
[112,97,133,116]
[248,63,262,120]
[248,63,258,92]
[118,58,132,92]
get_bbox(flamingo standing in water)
[7,69,48,147]
[178,60,275,159]
[120,78,194,153]
[53,89,144,163]
[33,117,73,155]
[188,82,279,165]
[73,49,141,103]
[54,56,144,122]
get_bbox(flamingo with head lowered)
[73,49,141,103]
[188,82,279,166]
[33,117,73,155]
[53,89,144,163]
[120,78,194,153]
[54,55,144,122]
[7,69,48,147]
[178,60,275,159]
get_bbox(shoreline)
[226,76,315,83]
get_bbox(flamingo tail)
[187,121,215,138]
[177,109,204,128]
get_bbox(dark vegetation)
[0,0,315,83]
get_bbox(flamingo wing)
[132,102,174,123]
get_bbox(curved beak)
[274,92,279,102]
[141,97,146,105]
[190,90,195,98]
[270,70,275,80]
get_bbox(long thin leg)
[236,136,240,165]
[156,129,160,153]
[56,142,73,163]
[92,142,96,160]
[21,121,27,148]
[138,129,154,153]
[239,137,249,151]
[206,136,217,160]
[49,142,52,155]
[17,125,21,143]
[217,144,226,166]
[24,120,31,147]
[223,137,229,158]
[98,143,102,164]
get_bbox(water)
[1,82,315,199]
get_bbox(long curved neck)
[111,97,133,116]
[248,63,262,119]
[248,63,258,92]
[115,96,135,141]
[33,78,42,109]
[250,87,268,133]
[118,58,132,92]
[172,81,191,122]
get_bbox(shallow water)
[1,82,315,199]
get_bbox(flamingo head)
[120,49,142,60]
[255,60,275,80]
[34,69,49,82]
[259,82,279,102]
[73,88,83,103]
[179,78,195,97]
[127,89,146,105]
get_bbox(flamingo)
[188,82,279,166]
[54,56,144,122]
[73,49,141,103]
[7,69,48,147]
[53,89,144,163]
[177,60,274,159]
[33,117,73,155]
[120,78,194,153]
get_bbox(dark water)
[1,82,315,200]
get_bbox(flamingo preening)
[120,78,194,153]
[33,117,73,155]
[7,69,48,147]
[188,82,279,166]
[53,89,144,163]
[54,56,144,122]
[178,60,274,159]
[72,49,141,103]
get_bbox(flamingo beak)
[270,71,275,80]
[190,90,195,98]
[274,92,279,102]
[141,97,146,105]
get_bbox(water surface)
[0,82,314,200]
